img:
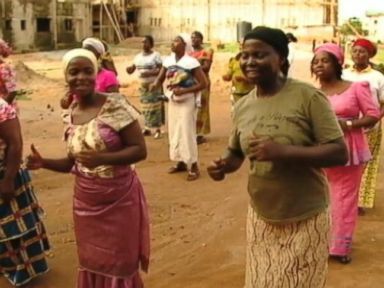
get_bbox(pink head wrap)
[314,43,344,65]
[0,39,12,58]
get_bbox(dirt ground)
[1,45,384,288]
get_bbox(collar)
[350,65,372,73]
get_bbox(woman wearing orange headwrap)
[343,38,384,212]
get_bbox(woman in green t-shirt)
[207,27,348,288]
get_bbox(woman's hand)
[207,158,226,181]
[75,151,106,169]
[248,135,287,161]
[60,91,74,109]
[222,74,232,82]
[338,120,348,131]
[126,65,135,74]
[26,144,44,170]
[0,178,15,203]
[234,75,247,82]
[172,87,186,96]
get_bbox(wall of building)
[365,14,384,42]
[56,1,92,48]
[137,0,337,43]
[0,0,92,52]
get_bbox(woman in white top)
[343,38,384,211]
[150,33,207,181]
[127,35,164,138]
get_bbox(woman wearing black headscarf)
[207,27,348,287]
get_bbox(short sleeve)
[98,94,139,131]
[133,53,141,66]
[227,110,244,158]
[355,82,381,118]
[308,91,343,144]
[0,99,16,123]
[154,52,162,65]
[377,74,384,103]
[0,64,17,94]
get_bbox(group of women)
[207,28,384,287]
[0,27,383,288]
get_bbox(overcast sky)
[339,0,384,20]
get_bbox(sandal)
[196,135,207,145]
[154,130,161,139]
[168,162,187,174]
[330,255,352,264]
[142,129,151,136]
[186,170,200,181]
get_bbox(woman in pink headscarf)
[0,39,17,105]
[311,43,380,264]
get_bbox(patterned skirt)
[245,206,329,288]
[196,87,211,135]
[358,126,382,208]
[0,169,50,286]
[139,82,163,129]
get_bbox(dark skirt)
[0,169,50,286]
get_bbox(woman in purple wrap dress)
[26,48,150,288]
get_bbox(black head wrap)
[243,26,289,59]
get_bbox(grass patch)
[374,48,384,63]
[216,42,240,53]
[15,89,33,101]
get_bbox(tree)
[339,17,368,37]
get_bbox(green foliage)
[340,17,368,36]
[216,42,240,53]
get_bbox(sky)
[339,0,384,21]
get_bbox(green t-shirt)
[229,79,343,223]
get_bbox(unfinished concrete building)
[0,0,92,51]
[137,0,339,42]
[91,0,140,43]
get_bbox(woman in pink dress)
[27,48,149,288]
[311,43,380,264]
[0,39,17,105]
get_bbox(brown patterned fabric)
[245,206,329,288]
[358,125,382,208]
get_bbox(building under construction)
[90,0,338,43]
[0,0,339,51]
[137,0,338,42]
[0,0,92,51]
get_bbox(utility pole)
[261,0,266,25]
[52,0,58,50]
[207,0,211,41]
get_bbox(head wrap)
[353,38,377,58]
[62,48,98,76]
[177,33,192,53]
[0,39,12,58]
[243,26,289,58]
[82,37,106,56]
[314,43,344,65]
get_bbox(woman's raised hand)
[248,134,287,161]
[207,158,226,181]
[26,144,44,170]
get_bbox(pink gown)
[325,81,380,256]
[67,95,149,288]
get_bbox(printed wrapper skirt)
[0,169,50,286]
[139,82,163,129]
[245,206,329,288]
[358,125,382,208]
